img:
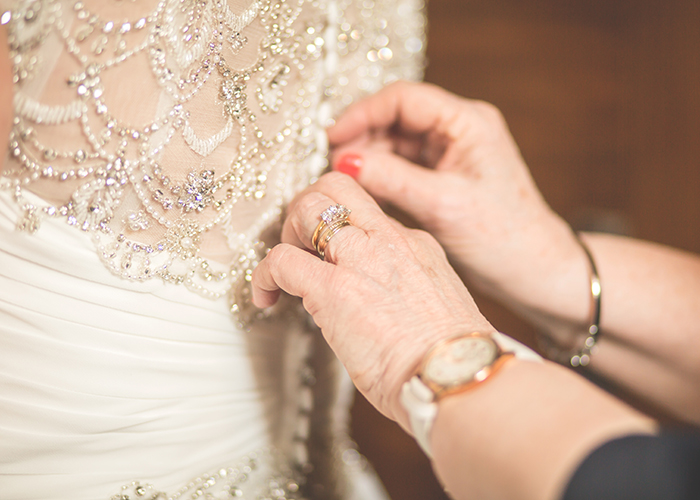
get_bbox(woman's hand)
[326,81,700,426]
[327,81,588,325]
[251,173,657,500]
[251,172,494,428]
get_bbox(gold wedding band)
[312,204,352,260]
[316,219,351,259]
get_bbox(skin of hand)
[250,172,657,500]
[251,172,496,428]
[327,81,700,424]
[326,81,592,328]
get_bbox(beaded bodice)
[1,0,425,319]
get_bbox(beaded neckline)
[1,0,426,321]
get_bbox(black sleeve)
[561,431,700,500]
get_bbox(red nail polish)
[334,153,363,179]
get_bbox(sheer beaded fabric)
[0,0,425,499]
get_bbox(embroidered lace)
[1,0,425,322]
[0,1,424,498]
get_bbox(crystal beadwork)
[1,0,426,321]
[320,204,350,225]
[110,449,304,500]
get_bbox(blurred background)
[351,0,700,498]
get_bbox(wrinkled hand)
[327,81,580,308]
[251,172,494,428]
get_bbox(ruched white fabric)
[0,0,425,497]
[0,190,308,499]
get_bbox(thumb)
[332,151,443,225]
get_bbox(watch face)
[423,336,498,387]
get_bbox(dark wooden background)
[351,0,700,498]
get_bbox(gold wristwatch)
[400,332,542,457]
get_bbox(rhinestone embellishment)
[178,170,216,213]
[1,0,426,322]
[320,204,350,224]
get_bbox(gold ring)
[316,219,351,259]
[312,204,351,259]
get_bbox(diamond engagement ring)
[312,204,352,260]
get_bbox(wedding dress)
[0,0,425,499]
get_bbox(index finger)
[251,243,331,309]
[327,81,464,146]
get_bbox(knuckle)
[412,227,435,243]
[288,192,329,239]
[405,80,441,99]
[393,79,419,96]
[473,99,502,120]
[423,81,451,98]
[411,228,445,254]
[318,170,354,190]
[312,172,358,202]
[473,100,508,132]
[446,99,508,151]
[293,191,328,215]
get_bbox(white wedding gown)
[0,0,425,499]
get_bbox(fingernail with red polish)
[334,153,363,179]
